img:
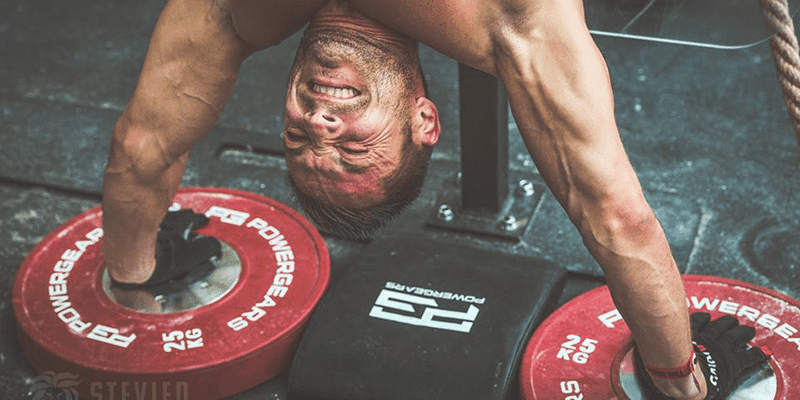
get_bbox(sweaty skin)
[102,0,705,398]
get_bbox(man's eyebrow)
[338,158,370,174]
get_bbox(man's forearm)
[579,202,705,399]
[581,205,690,364]
[101,0,249,283]
[487,11,703,397]
[102,118,189,283]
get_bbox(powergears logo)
[369,282,484,333]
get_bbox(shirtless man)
[101,0,769,398]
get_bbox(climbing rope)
[761,0,800,143]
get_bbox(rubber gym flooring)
[1,0,799,399]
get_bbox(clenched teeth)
[311,83,358,99]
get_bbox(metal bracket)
[426,172,545,241]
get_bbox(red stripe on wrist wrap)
[645,350,697,380]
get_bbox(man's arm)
[488,3,706,399]
[359,0,773,391]
[345,0,702,398]
[103,0,251,283]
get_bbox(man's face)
[283,22,418,209]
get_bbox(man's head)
[283,2,440,240]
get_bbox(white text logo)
[369,288,480,333]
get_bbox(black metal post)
[427,63,541,240]
[458,63,509,212]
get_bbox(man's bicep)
[230,0,325,50]
[350,0,496,73]
[495,19,645,222]
[123,0,248,155]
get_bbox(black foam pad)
[287,236,567,400]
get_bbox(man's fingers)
[702,315,740,339]
[687,313,772,399]
[690,312,711,332]
[161,209,210,236]
[719,325,756,350]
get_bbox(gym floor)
[1,0,799,399]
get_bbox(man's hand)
[690,312,772,400]
[111,209,221,294]
[636,312,772,399]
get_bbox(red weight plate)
[521,275,800,400]
[13,187,330,400]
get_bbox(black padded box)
[287,236,567,400]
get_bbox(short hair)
[288,122,432,241]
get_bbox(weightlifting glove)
[111,209,221,292]
[635,312,772,400]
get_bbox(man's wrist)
[651,363,707,400]
[645,350,696,380]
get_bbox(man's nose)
[305,109,343,143]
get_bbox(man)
[101,0,768,399]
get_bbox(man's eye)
[285,130,307,142]
[338,145,368,155]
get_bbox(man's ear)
[413,97,440,147]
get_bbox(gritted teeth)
[311,83,359,99]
